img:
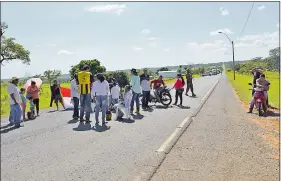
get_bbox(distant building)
[158,71,178,78]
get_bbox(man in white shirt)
[71,75,79,120]
[7,77,23,128]
[111,82,120,106]
[140,69,151,110]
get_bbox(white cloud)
[220,7,229,16]
[132,46,143,51]
[149,42,157,47]
[140,29,150,35]
[164,48,170,52]
[57,50,74,55]
[148,37,156,41]
[210,28,233,36]
[85,4,127,15]
[257,5,266,11]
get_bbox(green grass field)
[0,74,200,118]
[226,71,279,109]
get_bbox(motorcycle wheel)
[160,92,172,106]
[257,102,263,116]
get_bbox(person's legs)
[130,91,136,113]
[185,85,190,95]
[55,97,59,111]
[146,91,150,108]
[9,106,14,124]
[33,98,39,116]
[58,96,65,109]
[101,95,107,124]
[174,90,179,105]
[190,84,195,96]
[21,104,26,121]
[142,91,146,109]
[14,104,22,127]
[85,94,91,121]
[135,93,140,113]
[73,97,79,119]
[179,90,183,105]
[79,94,86,120]
[50,97,54,107]
[95,96,101,123]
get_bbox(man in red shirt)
[150,75,165,101]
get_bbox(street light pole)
[218,32,235,80]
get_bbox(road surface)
[1,75,220,181]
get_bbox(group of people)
[7,77,40,128]
[248,67,270,114]
[7,65,197,128]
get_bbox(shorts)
[54,95,63,103]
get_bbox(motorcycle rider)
[248,74,269,114]
[249,67,264,96]
[150,75,166,102]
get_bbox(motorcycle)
[248,83,267,116]
[139,86,172,107]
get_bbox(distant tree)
[69,59,106,78]
[43,70,62,85]
[109,71,130,88]
[156,67,170,75]
[0,22,30,65]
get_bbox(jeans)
[33,98,40,115]
[73,97,79,118]
[130,91,140,111]
[153,88,161,102]
[142,91,150,108]
[80,94,91,120]
[175,88,183,105]
[112,98,119,105]
[95,95,108,123]
[9,104,22,125]
[186,84,194,95]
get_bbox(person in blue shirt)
[130,68,141,114]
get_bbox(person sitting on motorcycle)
[248,74,269,113]
[150,75,166,101]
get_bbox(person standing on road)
[140,68,151,110]
[185,69,196,97]
[130,68,141,114]
[91,73,110,126]
[7,77,23,128]
[77,65,94,123]
[20,88,27,121]
[27,81,40,116]
[107,73,117,110]
[172,74,185,107]
[71,75,79,120]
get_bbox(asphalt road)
[1,75,220,181]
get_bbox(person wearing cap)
[150,75,165,102]
[7,77,23,128]
[140,68,151,110]
[71,75,79,120]
[130,68,141,114]
[77,65,94,123]
[27,81,40,116]
[250,67,264,96]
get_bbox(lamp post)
[218,31,235,80]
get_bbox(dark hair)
[260,74,265,78]
[97,73,105,82]
[31,81,36,85]
[83,65,90,71]
[180,75,185,86]
[20,88,26,92]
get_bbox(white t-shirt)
[91,80,110,97]
[111,85,120,99]
[7,83,21,105]
[70,79,79,98]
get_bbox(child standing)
[124,85,133,119]
[20,88,27,121]
[27,95,35,120]
[111,82,121,106]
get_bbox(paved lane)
[1,75,220,181]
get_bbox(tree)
[69,59,106,78]
[156,67,170,75]
[0,22,30,65]
[43,70,62,85]
[109,71,130,88]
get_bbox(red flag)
[60,87,71,97]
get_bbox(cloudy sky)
[1,2,279,79]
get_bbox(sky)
[1,1,280,79]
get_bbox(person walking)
[172,74,185,107]
[7,77,23,128]
[185,69,196,97]
[140,68,151,110]
[53,81,65,111]
[77,65,94,123]
[27,81,40,116]
[130,68,141,114]
[50,80,57,107]
[71,75,79,120]
[91,73,110,126]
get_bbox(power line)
[238,2,255,39]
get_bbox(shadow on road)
[92,124,111,132]
[0,126,19,134]
[68,119,79,124]
[266,110,280,118]
[153,105,171,109]
[116,118,135,123]
[132,114,144,120]
[73,122,92,131]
